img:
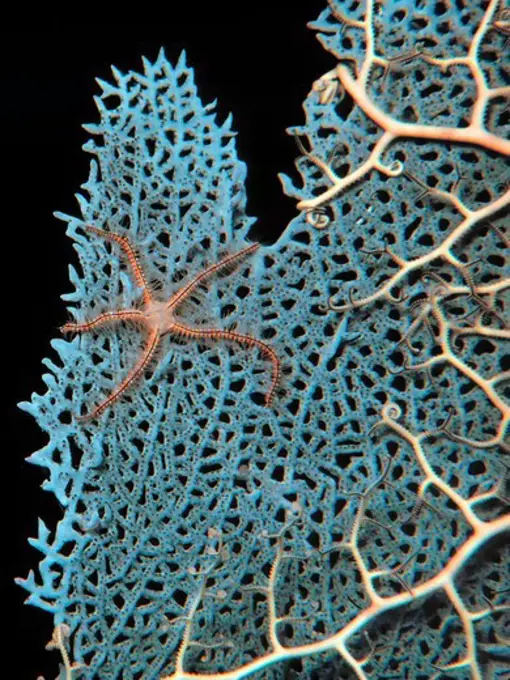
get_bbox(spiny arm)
[85,225,154,306]
[167,243,259,310]
[77,327,160,421]
[61,309,146,335]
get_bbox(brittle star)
[61,225,280,421]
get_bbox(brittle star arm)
[78,326,160,421]
[171,321,280,406]
[167,243,259,310]
[61,309,146,335]
[85,225,154,306]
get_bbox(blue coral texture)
[18,2,509,679]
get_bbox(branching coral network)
[155,397,510,677]
[24,1,509,678]
[292,0,509,451]
[325,180,510,451]
[154,1,510,677]
[261,0,508,678]
[298,0,510,215]
[159,518,509,680]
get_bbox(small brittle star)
[62,225,280,420]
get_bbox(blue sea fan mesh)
[18,2,509,679]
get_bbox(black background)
[4,4,334,678]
